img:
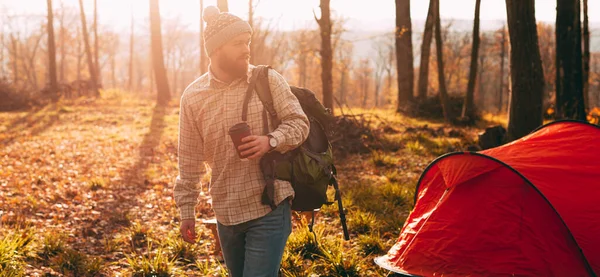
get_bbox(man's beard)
[217,53,249,78]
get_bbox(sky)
[1,0,599,33]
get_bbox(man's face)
[214,32,251,78]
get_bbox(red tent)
[375,120,600,277]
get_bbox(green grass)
[39,232,67,260]
[286,224,325,260]
[0,228,34,277]
[315,240,362,277]
[164,229,201,264]
[52,248,100,276]
[348,211,377,235]
[128,222,150,249]
[87,177,108,191]
[357,233,386,256]
[124,241,179,277]
[194,258,228,276]
[371,151,400,168]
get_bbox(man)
[173,6,310,277]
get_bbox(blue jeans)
[216,200,292,277]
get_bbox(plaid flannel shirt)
[173,64,309,225]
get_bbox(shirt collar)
[207,64,255,88]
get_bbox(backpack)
[242,65,349,240]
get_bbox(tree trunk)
[316,0,334,111]
[150,0,171,106]
[555,0,585,120]
[10,35,18,83]
[477,47,486,108]
[395,0,414,111]
[417,0,435,99]
[434,0,450,122]
[0,33,4,77]
[93,0,101,87]
[582,0,590,111]
[505,0,545,141]
[46,0,59,100]
[59,0,65,83]
[78,0,98,97]
[77,27,82,83]
[340,66,346,105]
[199,0,207,74]
[128,11,134,91]
[217,0,228,12]
[498,26,507,113]
[248,0,255,65]
[461,0,481,122]
[111,53,116,88]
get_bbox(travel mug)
[228,122,252,159]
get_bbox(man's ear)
[210,47,221,60]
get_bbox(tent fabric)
[376,121,600,277]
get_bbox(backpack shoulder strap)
[253,65,282,128]
[242,66,264,122]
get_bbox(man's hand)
[238,135,271,160]
[180,219,197,243]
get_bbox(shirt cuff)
[269,130,286,152]
[179,204,196,220]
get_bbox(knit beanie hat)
[203,6,253,57]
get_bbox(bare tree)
[395,0,414,110]
[150,0,171,105]
[217,0,229,12]
[356,59,372,107]
[10,33,18,84]
[555,0,585,120]
[372,36,394,107]
[315,0,334,111]
[505,0,544,141]
[78,0,99,97]
[477,34,487,109]
[128,10,134,91]
[497,25,507,113]
[199,0,207,74]
[93,0,101,86]
[461,0,481,122]
[59,1,65,82]
[46,0,58,100]
[417,0,435,99]
[433,0,450,122]
[249,0,255,65]
[582,0,590,110]
[335,40,353,106]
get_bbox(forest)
[1,0,598,276]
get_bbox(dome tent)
[375,120,600,277]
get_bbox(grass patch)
[286,224,325,260]
[52,248,101,276]
[371,151,399,168]
[348,211,377,235]
[40,232,67,260]
[124,241,179,277]
[357,233,385,256]
[128,222,150,249]
[405,140,426,155]
[0,228,34,277]
[194,258,228,276]
[87,177,108,191]
[316,240,362,277]
[165,231,201,264]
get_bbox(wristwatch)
[268,134,278,150]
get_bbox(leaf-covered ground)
[0,95,488,276]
